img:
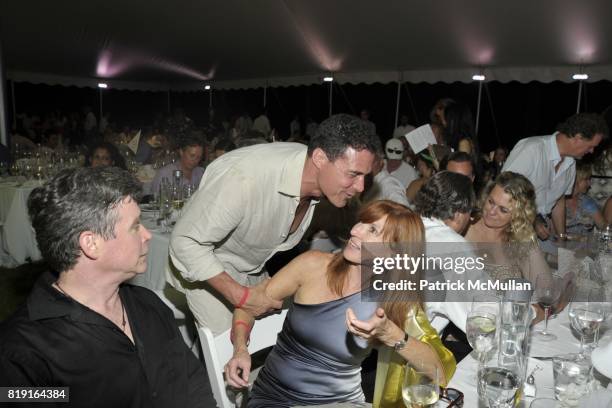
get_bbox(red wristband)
[236,287,250,308]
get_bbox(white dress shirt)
[502,133,575,215]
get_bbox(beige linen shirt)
[169,143,319,285]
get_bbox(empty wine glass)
[534,274,562,341]
[568,287,605,356]
[402,359,440,408]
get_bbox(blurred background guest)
[151,135,204,194]
[565,162,607,234]
[85,141,127,170]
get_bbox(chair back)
[198,309,288,408]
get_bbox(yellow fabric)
[372,306,456,408]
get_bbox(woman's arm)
[224,251,326,388]
[346,307,448,385]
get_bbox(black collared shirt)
[0,272,207,408]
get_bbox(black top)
[0,272,207,408]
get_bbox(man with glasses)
[169,114,380,335]
[384,138,418,188]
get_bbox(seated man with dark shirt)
[0,167,207,408]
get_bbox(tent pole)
[475,81,483,137]
[0,39,9,146]
[263,84,267,108]
[10,80,16,129]
[576,81,583,113]
[328,81,333,118]
[99,88,103,123]
[394,78,401,131]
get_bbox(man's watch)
[393,332,409,352]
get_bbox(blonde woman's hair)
[575,161,592,182]
[482,172,537,242]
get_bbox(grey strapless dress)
[248,291,378,408]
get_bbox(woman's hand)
[345,307,404,347]
[224,346,251,388]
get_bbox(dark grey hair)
[415,171,475,221]
[307,113,381,161]
[27,167,143,272]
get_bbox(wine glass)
[402,360,440,408]
[534,274,562,341]
[466,294,500,365]
[568,287,605,356]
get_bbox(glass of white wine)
[402,360,440,408]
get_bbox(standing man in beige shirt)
[169,114,380,334]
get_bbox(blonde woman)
[465,172,551,282]
[225,200,455,407]
[565,162,606,234]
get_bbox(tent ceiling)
[2,0,612,90]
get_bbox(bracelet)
[230,320,252,345]
[236,287,250,308]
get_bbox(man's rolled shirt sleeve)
[169,167,247,282]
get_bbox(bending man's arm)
[169,169,279,316]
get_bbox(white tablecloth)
[448,309,611,407]
[0,182,41,266]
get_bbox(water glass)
[499,298,530,369]
[568,287,606,356]
[467,295,500,364]
[552,354,591,406]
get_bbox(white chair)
[198,309,288,408]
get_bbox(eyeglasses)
[439,387,464,407]
[386,148,403,154]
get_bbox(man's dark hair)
[28,167,143,272]
[439,151,475,172]
[415,171,475,221]
[178,134,205,150]
[557,113,609,141]
[307,113,381,161]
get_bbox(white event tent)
[1,0,612,143]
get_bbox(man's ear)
[79,231,101,260]
[311,148,329,169]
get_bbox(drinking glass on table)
[552,353,592,406]
[568,287,605,356]
[534,274,562,341]
[466,294,500,365]
[402,359,440,408]
[478,350,524,408]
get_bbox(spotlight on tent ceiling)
[204,84,211,90]
[472,74,486,81]
[323,76,334,82]
[98,83,108,89]
[572,73,589,80]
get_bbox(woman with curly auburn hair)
[465,172,551,282]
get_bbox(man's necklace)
[55,281,127,332]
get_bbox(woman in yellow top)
[225,200,455,407]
